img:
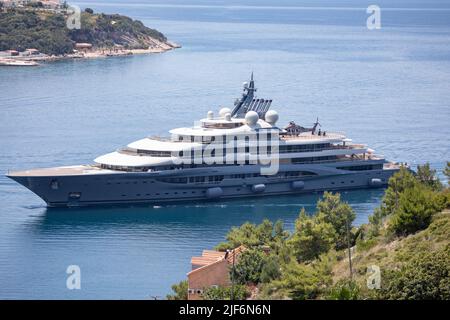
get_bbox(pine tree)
[416,163,442,191]
[316,192,356,250]
[289,209,336,262]
[381,167,417,216]
[389,184,440,236]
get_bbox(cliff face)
[0,9,177,55]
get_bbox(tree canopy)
[215,219,289,251]
[288,208,336,262]
[166,280,188,300]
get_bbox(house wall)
[187,260,230,300]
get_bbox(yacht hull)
[7,163,399,207]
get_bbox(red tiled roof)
[190,250,225,267]
[226,245,246,264]
[202,250,226,258]
[188,245,246,274]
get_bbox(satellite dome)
[207,111,214,119]
[219,107,232,117]
[265,110,279,124]
[243,81,249,88]
[245,111,259,126]
[225,113,232,121]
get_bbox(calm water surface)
[0,0,449,299]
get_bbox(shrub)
[378,245,450,300]
[389,184,441,236]
[231,249,266,285]
[166,280,188,300]
[433,189,450,210]
[356,236,378,252]
[327,280,360,300]
[366,207,385,238]
[267,257,333,300]
[202,285,249,300]
[260,255,281,283]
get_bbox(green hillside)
[0,8,168,55]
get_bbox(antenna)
[311,117,321,135]
[231,73,257,117]
[315,117,321,127]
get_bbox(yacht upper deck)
[280,131,346,143]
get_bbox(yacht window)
[339,164,382,171]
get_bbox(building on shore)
[74,43,93,53]
[24,48,40,56]
[187,246,245,300]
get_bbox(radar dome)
[265,110,279,124]
[219,107,232,117]
[225,113,232,121]
[207,111,214,119]
[245,111,259,126]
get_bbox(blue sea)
[0,0,449,299]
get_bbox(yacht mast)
[231,73,257,118]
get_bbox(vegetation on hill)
[202,284,249,300]
[0,8,168,55]
[166,280,188,300]
[167,162,450,300]
[0,9,73,54]
[69,10,167,50]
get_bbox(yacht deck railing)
[280,131,346,140]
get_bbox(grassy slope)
[332,209,449,297]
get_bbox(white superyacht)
[7,75,401,207]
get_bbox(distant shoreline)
[0,6,181,66]
[0,41,181,66]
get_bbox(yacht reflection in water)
[35,189,384,232]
